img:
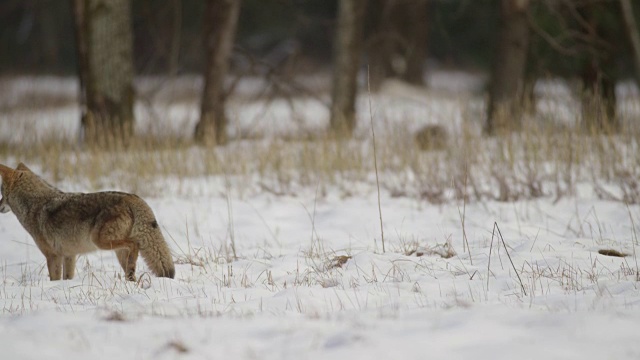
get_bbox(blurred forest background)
[1,0,640,145]
[2,0,499,75]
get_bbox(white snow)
[1,74,640,359]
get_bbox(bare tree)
[401,0,429,85]
[529,0,621,132]
[579,1,618,132]
[40,0,60,67]
[194,0,241,146]
[369,0,429,89]
[486,0,531,134]
[71,0,89,113]
[620,0,640,87]
[74,0,135,147]
[330,0,368,136]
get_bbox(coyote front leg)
[45,254,63,281]
[63,256,76,280]
[115,247,139,281]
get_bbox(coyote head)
[0,164,16,213]
[0,163,33,214]
[0,194,9,213]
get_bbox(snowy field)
[1,74,640,359]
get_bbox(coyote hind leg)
[91,209,137,280]
[115,247,139,281]
[91,237,137,281]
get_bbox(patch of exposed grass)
[2,76,640,205]
[2,115,640,204]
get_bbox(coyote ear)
[0,164,14,180]
[16,163,32,172]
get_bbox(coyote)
[0,163,175,281]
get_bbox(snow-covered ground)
[1,74,640,359]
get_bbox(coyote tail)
[137,226,175,278]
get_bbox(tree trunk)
[580,2,618,133]
[39,0,59,69]
[77,0,135,147]
[369,0,428,89]
[194,0,241,146]
[485,0,531,135]
[399,0,428,85]
[620,0,640,88]
[368,0,396,90]
[71,0,89,112]
[581,59,617,132]
[330,0,367,136]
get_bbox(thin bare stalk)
[626,204,640,281]
[458,170,472,264]
[487,223,495,292]
[225,181,237,261]
[493,222,527,296]
[367,66,385,253]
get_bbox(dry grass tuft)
[414,124,448,151]
[2,117,639,206]
[405,242,457,259]
[103,311,127,322]
[166,340,190,354]
[327,255,352,269]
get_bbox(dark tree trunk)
[40,0,59,68]
[194,0,241,146]
[75,0,135,147]
[368,0,396,90]
[71,0,89,111]
[620,0,640,86]
[399,0,428,85]
[486,0,531,135]
[580,2,619,132]
[581,60,617,133]
[330,0,368,136]
[369,0,428,90]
